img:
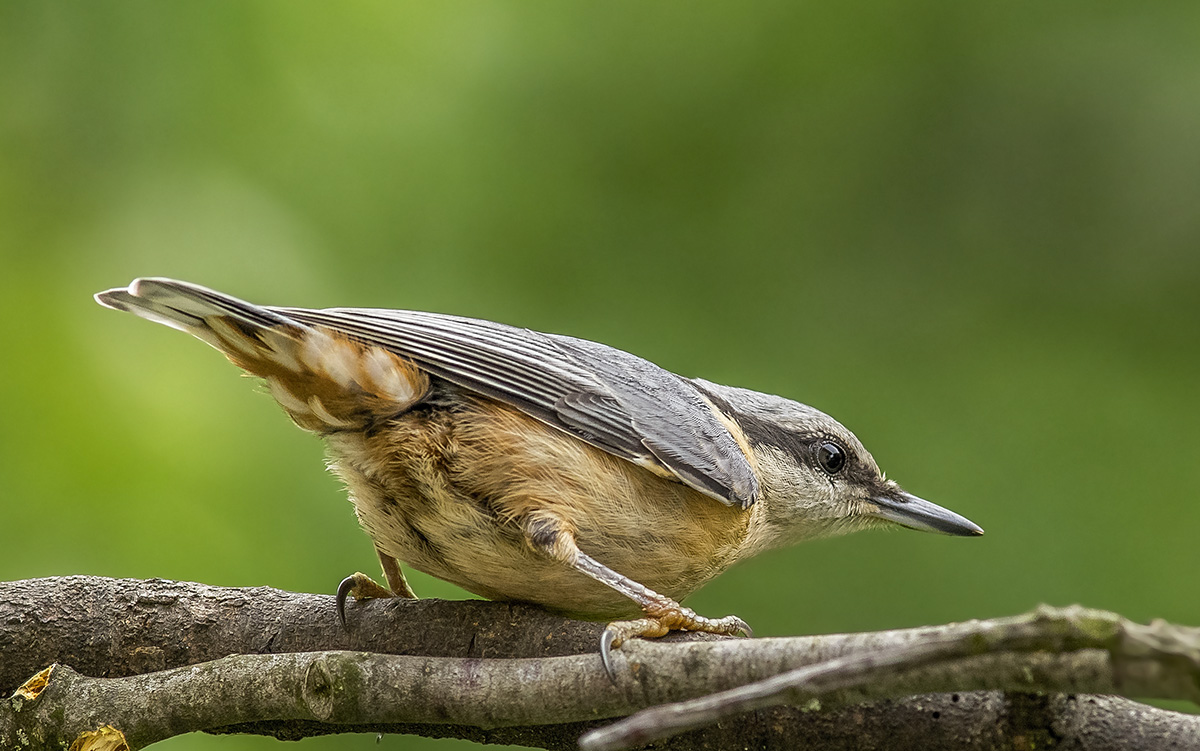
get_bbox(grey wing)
[273,306,760,507]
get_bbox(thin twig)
[580,605,1200,750]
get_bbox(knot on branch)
[302,656,339,722]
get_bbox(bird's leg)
[573,551,753,678]
[336,545,417,627]
[525,515,751,679]
[377,548,418,599]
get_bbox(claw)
[733,616,753,638]
[599,629,619,683]
[335,575,356,629]
[335,571,394,629]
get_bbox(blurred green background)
[2,1,1198,749]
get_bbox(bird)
[95,277,983,676]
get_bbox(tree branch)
[2,577,1197,750]
[581,604,1200,749]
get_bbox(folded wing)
[277,305,760,507]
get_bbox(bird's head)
[693,379,983,549]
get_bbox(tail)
[96,278,429,433]
[96,278,299,353]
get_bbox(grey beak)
[871,491,984,537]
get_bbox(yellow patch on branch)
[70,725,130,751]
[11,664,53,702]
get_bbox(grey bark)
[1,577,1197,750]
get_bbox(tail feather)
[96,278,429,433]
[96,278,294,341]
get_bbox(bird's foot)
[599,598,752,680]
[335,571,394,628]
[336,551,419,628]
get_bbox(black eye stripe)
[718,406,860,479]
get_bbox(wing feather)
[276,305,759,507]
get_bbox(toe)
[597,617,672,681]
[334,571,394,628]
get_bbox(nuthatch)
[96,278,982,675]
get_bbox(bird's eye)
[816,441,847,475]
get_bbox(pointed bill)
[871,490,984,537]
